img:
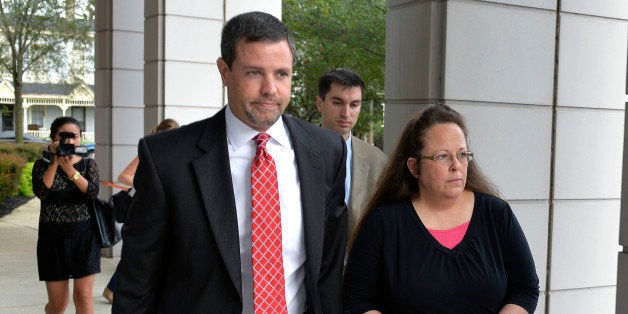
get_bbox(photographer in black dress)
[32,116,100,313]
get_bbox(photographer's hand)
[58,155,76,175]
[42,142,59,189]
[57,152,89,193]
[48,141,74,176]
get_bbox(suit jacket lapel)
[284,116,325,284]
[192,109,243,300]
[350,137,369,209]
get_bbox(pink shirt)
[427,221,470,249]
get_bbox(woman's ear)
[407,157,419,178]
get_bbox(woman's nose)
[450,156,461,170]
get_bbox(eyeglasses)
[420,152,473,164]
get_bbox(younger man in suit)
[114,12,347,313]
[316,68,387,238]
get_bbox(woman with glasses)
[342,104,539,313]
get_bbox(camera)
[42,131,90,162]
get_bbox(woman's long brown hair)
[348,104,500,250]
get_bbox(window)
[31,106,44,127]
[71,107,85,131]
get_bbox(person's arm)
[342,210,384,314]
[318,134,348,313]
[41,158,58,189]
[113,139,168,312]
[32,159,52,199]
[499,303,529,314]
[81,158,99,198]
[499,202,540,314]
[43,140,94,194]
[117,156,139,187]
[41,143,77,190]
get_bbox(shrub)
[0,153,26,203]
[18,162,34,197]
[15,143,46,162]
[0,142,45,162]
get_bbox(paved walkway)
[0,198,118,313]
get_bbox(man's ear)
[316,96,323,112]
[217,57,229,86]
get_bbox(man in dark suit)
[316,69,387,238]
[113,11,347,313]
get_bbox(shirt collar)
[225,105,290,150]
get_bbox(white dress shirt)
[344,135,353,206]
[225,105,306,314]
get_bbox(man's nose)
[261,76,278,95]
[340,105,350,116]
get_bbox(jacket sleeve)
[342,209,384,314]
[113,138,168,313]
[318,133,349,314]
[498,202,540,313]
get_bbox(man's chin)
[245,111,282,130]
[335,126,351,135]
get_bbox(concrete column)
[95,0,144,256]
[143,0,282,130]
[619,100,628,313]
[95,0,144,189]
[385,0,627,312]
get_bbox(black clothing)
[342,192,539,314]
[113,110,348,313]
[33,157,101,281]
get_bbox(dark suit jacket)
[113,108,348,313]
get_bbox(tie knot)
[253,133,271,148]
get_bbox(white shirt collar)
[225,105,291,150]
[345,133,353,146]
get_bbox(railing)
[25,130,95,143]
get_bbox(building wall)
[385,0,627,313]
[94,0,145,256]
[97,0,627,310]
[144,0,282,127]
[620,105,628,313]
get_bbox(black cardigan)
[342,192,539,314]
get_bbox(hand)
[499,304,529,314]
[48,142,58,156]
[57,154,76,175]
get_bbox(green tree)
[283,0,386,142]
[0,0,94,143]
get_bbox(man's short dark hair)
[317,68,365,100]
[221,11,296,69]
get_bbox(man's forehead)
[234,39,294,61]
[329,84,362,97]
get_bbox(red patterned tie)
[251,133,287,314]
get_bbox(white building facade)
[0,80,95,141]
[94,0,627,312]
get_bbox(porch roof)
[22,83,95,96]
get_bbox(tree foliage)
[0,0,94,143]
[283,0,386,142]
